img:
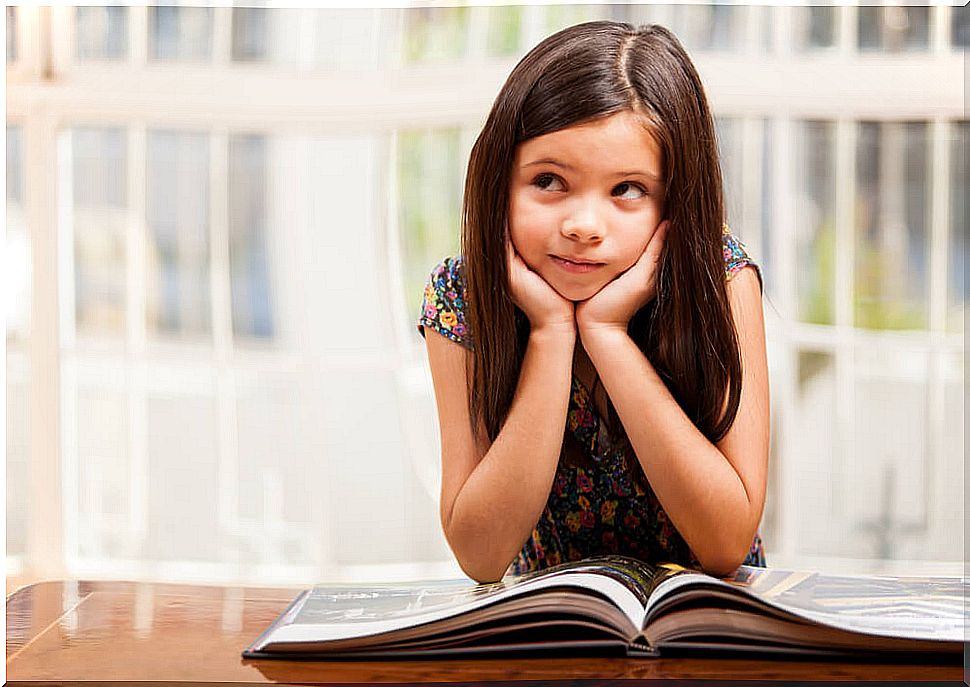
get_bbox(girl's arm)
[581,267,770,577]
[425,325,575,583]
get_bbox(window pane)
[7,106,28,558]
[71,127,127,337]
[795,121,836,325]
[231,7,267,62]
[7,126,29,341]
[313,9,383,71]
[854,122,930,330]
[949,121,968,334]
[73,127,126,207]
[673,4,742,51]
[403,7,469,63]
[793,6,836,50]
[236,375,324,566]
[858,6,930,52]
[6,360,28,558]
[544,5,604,36]
[851,347,930,560]
[485,6,522,58]
[6,7,16,63]
[76,390,129,558]
[760,119,773,285]
[228,134,273,340]
[146,130,211,338]
[397,128,463,320]
[7,125,22,204]
[790,349,839,556]
[953,4,970,49]
[146,394,220,562]
[76,6,128,61]
[716,117,742,235]
[149,6,213,61]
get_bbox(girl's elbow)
[448,540,509,584]
[698,553,745,579]
[440,516,510,584]
[458,558,507,585]
[696,536,752,578]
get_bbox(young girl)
[418,21,769,583]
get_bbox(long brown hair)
[461,21,743,451]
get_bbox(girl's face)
[508,110,666,302]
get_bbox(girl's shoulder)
[721,225,763,292]
[417,256,473,349]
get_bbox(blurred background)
[5,2,966,591]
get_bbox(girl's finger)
[651,220,669,250]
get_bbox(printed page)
[259,567,646,647]
[647,565,967,642]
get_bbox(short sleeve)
[417,256,474,350]
[722,226,763,293]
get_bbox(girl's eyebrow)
[522,157,661,182]
[523,157,576,171]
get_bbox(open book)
[243,556,965,659]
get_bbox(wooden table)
[6,580,964,684]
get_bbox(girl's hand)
[506,237,576,336]
[575,220,668,337]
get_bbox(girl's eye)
[533,173,564,191]
[612,182,647,200]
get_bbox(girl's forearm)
[444,327,575,583]
[581,329,759,576]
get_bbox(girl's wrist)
[529,321,577,344]
[578,324,630,353]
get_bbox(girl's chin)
[550,282,605,303]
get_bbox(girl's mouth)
[551,255,604,274]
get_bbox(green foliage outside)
[800,224,835,327]
[404,7,470,63]
[485,6,523,58]
[544,5,600,35]
[853,238,928,331]
[398,129,463,321]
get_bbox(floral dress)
[417,228,767,575]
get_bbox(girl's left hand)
[575,220,669,336]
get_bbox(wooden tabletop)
[6,580,963,684]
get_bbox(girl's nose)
[561,208,603,242]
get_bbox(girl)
[418,21,769,583]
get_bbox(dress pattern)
[417,228,766,575]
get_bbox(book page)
[260,566,646,647]
[647,565,966,642]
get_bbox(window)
[403,7,470,63]
[854,122,930,330]
[145,130,211,338]
[397,128,465,318]
[6,7,16,63]
[716,117,743,232]
[953,4,969,49]
[228,134,273,339]
[70,127,128,337]
[7,124,28,561]
[76,6,128,61]
[796,121,836,326]
[793,6,837,50]
[7,125,23,205]
[673,4,742,51]
[950,121,968,333]
[484,6,523,57]
[149,6,213,62]
[231,8,267,62]
[858,6,930,53]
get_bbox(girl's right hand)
[506,238,576,336]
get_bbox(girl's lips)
[551,255,604,273]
